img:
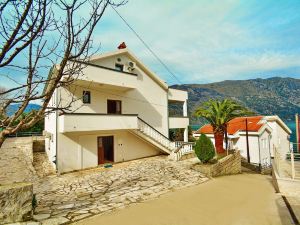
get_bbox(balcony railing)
[71,62,138,90]
[59,113,138,133]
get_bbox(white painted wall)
[58,54,169,136]
[59,114,138,133]
[44,89,57,169]
[259,131,272,166]
[45,50,190,173]
[57,130,161,173]
[169,117,189,129]
[268,120,290,158]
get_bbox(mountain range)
[6,77,300,126]
[171,77,300,124]
[7,104,41,116]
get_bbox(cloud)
[92,0,300,84]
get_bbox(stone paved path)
[33,156,208,224]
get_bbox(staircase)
[130,117,194,161]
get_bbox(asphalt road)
[74,173,294,225]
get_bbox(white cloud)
[91,0,300,84]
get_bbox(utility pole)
[245,118,250,163]
[296,114,299,153]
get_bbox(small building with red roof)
[193,115,291,166]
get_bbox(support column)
[184,127,188,142]
[183,100,187,117]
[183,99,188,142]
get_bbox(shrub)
[194,134,215,163]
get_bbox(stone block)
[192,151,241,177]
[0,182,33,224]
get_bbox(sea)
[190,121,297,143]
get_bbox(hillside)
[7,104,41,116]
[171,77,300,124]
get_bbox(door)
[97,136,114,164]
[107,100,121,114]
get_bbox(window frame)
[115,63,124,72]
[82,90,91,104]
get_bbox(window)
[83,91,91,104]
[115,63,124,72]
[107,100,121,114]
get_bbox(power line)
[111,6,182,85]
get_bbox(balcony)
[168,88,188,102]
[169,117,189,129]
[59,113,138,133]
[67,62,138,91]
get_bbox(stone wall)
[0,182,33,224]
[0,137,38,185]
[33,140,45,152]
[192,151,241,177]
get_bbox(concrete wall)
[57,130,161,173]
[0,182,33,224]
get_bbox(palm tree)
[194,99,253,154]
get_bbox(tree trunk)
[214,131,225,154]
[0,132,6,148]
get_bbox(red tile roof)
[196,116,264,135]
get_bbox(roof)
[264,115,292,134]
[195,116,264,135]
[43,48,171,95]
[89,48,169,90]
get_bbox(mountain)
[7,104,41,116]
[171,77,300,124]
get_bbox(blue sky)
[2,0,300,88]
[93,0,300,84]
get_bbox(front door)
[97,136,114,164]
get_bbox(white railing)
[137,118,174,150]
[137,118,194,160]
[170,142,194,161]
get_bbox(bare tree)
[0,0,125,146]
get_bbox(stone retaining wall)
[192,151,241,177]
[0,137,38,185]
[0,182,33,224]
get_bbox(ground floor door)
[97,136,114,164]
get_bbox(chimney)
[118,42,127,49]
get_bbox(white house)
[193,116,291,167]
[44,45,191,173]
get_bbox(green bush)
[194,134,215,163]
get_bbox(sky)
[1,0,300,88]
[92,0,300,84]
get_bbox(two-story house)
[44,46,191,173]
